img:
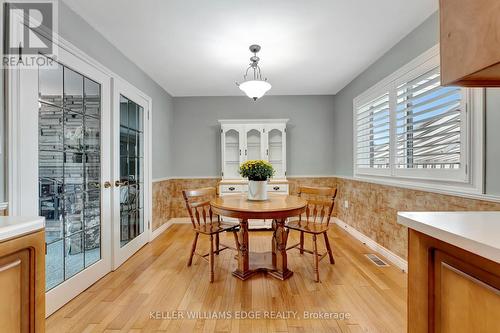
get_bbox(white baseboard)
[170,217,191,224]
[151,220,173,240]
[150,218,192,240]
[333,218,408,272]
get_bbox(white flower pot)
[248,180,268,201]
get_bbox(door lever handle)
[115,180,129,187]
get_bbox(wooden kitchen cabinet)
[408,229,500,333]
[0,230,45,332]
[440,0,500,86]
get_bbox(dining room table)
[210,193,307,280]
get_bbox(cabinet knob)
[229,187,235,191]
[103,181,112,189]
[273,186,280,191]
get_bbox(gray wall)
[59,2,174,179]
[172,95,335,177]
[330,11,500,196]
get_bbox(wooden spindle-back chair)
[286,186,337,282]
[182,187,239,282]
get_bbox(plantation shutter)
[355,92,391,170]
[395,67,463,170]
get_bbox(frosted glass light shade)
[239,80,272,100]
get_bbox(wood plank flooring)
[46,224,407,332]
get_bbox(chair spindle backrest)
[182,187,218,229]
[298,186,337,226]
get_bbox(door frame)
[111,77,152,270]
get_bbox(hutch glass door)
[266,126,286,178]
[222,128,242,179]
[245,127,263,161]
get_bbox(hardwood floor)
[46,223,407,332]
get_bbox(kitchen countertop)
[397,211,500,263]
[0,216,45,242]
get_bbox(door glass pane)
[84,78,100,117]
[119,95,144,247]
[46,240,64,290]
[224,129,240,179]
[39,61,63,106]
[246,129,261,160]
[84,226,100,267]
[63,68,84,113]
[268,129,283,178]
[38,58,102,290]
[65,232,84,279]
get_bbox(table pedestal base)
[233,218,293,281]
[232,251,293,281]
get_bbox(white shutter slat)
[355,92,390,170]
[395,67,463,170]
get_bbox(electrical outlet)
[344,200,349,209]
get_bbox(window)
[353,46,484,193]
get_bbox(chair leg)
[187,233,199,267]
[323,231,335,264]
[299,231,304,254]
[313,234,320,282]
[215,233,220,255]
[209,234,215,283]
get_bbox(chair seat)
[286,220,329,234]
[194,222,239,235]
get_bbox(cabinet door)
[244,125,264,161]
[265,124,286,178]
[221,125,244,179]
[433,250,500,333]
[0,250,30,332]
[0,230,45,332]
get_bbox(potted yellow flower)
[239,160,275,200]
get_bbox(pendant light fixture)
[236,44,271,101]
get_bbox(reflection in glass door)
[38,57,102,290]
[112,79,150,269]
[118,95,144,246]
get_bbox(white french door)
[10,33,152,314]
[111,78,151,269]
[13,41,113,315]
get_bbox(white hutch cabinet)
[218,119,289,229]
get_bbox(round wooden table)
[211,193,307,281]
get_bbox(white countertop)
[397,212,500,263]
[0,216,45,242]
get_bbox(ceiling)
[62,0,437,97]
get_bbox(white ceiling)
[63,0,437,97]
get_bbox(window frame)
[353,45,485,195]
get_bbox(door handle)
[103,181,112,189]
[89,182,101,189]
[115,180,129,187]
